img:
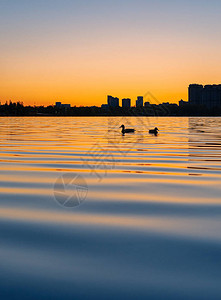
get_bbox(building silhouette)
[122,98,131,108]
[136,96,143,107]
[107,95,119,108]
[179,99,188,106]
[101,104,109,109]
[62,104,71,108]
[189,84,221,107]
[55,102,71,108]
[144,101,150,107]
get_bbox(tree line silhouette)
[0,101,221,116]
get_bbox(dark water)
[0,116,221,299]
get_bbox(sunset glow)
[1,0,221,106]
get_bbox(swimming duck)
[149,127,159,135]
[120,124,135,134]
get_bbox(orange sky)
[1,1,221,107]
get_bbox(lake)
[0,116,221,299]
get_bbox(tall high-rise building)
[202,85,221,108]
[107,95,119,108]
[122,98,131,108]
[189,84,221,107]
[136,96,143,107]
[188,84,203,105]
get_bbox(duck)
[120,124,135,134]
[149,127,159,135]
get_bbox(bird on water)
[120,125,135,134]
[149,127,159,135]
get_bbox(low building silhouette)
[179,99,188,106]
[62,104,71,108]
[55,102,71,108]
[101,104,109,110]
[107,95,119,108]
[122,98,131,108]
[136,96,143,107]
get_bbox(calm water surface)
[0,116,221,299]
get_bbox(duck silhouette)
[120,124,135,134]
[149,127,159,135]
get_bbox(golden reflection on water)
[0,116,221,211]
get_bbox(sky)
[1,0,221,106]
